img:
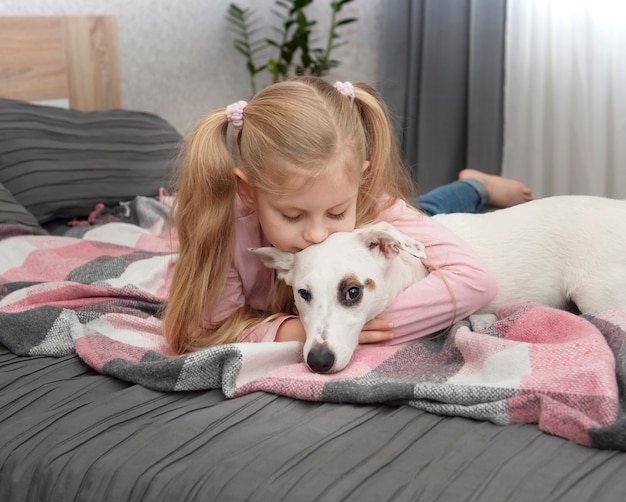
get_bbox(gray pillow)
[0,181,44,231]
[0,99,182,224]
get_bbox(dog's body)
[435,195,626,314]
[252,196,626,373]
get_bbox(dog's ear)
[357,223,427,260]
[249,247,295,285]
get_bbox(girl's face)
[236,158,369,253]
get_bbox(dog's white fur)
[251,195,626,373]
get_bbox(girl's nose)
[303,224,328,244]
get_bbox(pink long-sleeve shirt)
[207,196,497,344]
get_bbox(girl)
[164,77,499,354]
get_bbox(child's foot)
[459,169,533,209]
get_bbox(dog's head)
[250,222,427,373]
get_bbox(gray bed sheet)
[1,345,625,502]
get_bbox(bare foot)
[459,169,533,209]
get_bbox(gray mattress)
[2,345,625,502]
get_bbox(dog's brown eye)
[298,289,311,302]
[337,278,363,307]
[345,287,361,302]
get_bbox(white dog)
[251,195,626,373]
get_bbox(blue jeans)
[413,179,490,216]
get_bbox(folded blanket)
[1,197,624,451]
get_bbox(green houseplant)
[227,0,357,96]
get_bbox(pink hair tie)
[333,81,355,100]
[225,100,248,130]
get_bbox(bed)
[1,15,625,502]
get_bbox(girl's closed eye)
[328,211,347,220]
[282,213,303,223]
[281,211,345,222]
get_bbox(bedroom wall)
[0,0,383,134]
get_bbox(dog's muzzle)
[306,343,335,373]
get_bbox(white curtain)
[503,0,626,198]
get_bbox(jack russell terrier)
[251,195,626,373]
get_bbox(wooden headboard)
[0,15,122,111]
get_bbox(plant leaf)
[336,18,357,26]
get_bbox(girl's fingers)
[358,319,394,345]
[362,318,394,332]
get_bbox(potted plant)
[227,0,357,96]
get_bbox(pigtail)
[164,110,238,353]
[353,84,459,324]
[352,83,416,224]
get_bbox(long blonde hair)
[164,77,415,354]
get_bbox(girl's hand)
[358,318,394,346]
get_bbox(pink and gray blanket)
[1,197,625,451]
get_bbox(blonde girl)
[164,77,497,354]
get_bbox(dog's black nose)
[307,345,335,373]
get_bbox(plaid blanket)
[1,197,625,451]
